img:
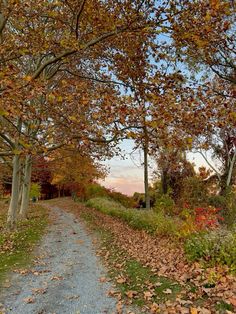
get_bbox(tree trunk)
[19,155,32,218]
[7,154,21,229]
[226,150,236,187]
[143,127,150,210]
[161,168,169,194]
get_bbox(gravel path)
[0,206,122,314]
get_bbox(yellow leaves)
[58,96,63,102]
[48,93,55,102]
[229,112,236,121]
[210,0,220,10]
[12,149,21,155]
[24,75,32,82]
[190,308,198,314]
[0,109,9,117]
[69,116,77,122]
[18,139,31,149]
[186,137,193,148]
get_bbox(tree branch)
[75,0,86,39]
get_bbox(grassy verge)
[80,210,183,311]
[86,197,180,237]
[0,202,49,284]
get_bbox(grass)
[0,202,49,284]
[80,210,182,309]
[86,197,180,237]
[215,300,234,313]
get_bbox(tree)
[1,0,166,227]
[49,148,106,197]
[173,0,235,85]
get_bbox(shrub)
[180,176,208,207]
[154,194,175,216]
[194,206,223,230]
[184,227,236,271]
[208,192,236,226]
[84,183,108,199]
[29,183,41,200]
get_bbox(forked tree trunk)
[19,155,32,218]
[7,154,21,229]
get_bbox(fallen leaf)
[51,276,63,281]
[144,291,154,300]
[150,302,160,313]
[163,288,172,294]
[23,297,35,304]
[116,300,123,314]
[116,277,126,284]
[32,288,47,294]
[125,290,137,298]
[228,297,236,307]
[190,308,198,314]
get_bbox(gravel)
[0,206,123,314]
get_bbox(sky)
[100,139,213,196]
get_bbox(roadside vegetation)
[0,201,49,284]
[53,198,236,313]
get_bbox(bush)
[84,183,108,199]
[86,197,180,237]
[180,177,208,207]
[154,194,175,215]
[30,183,41,200]
[184,227,236,271]
[208,192,236,226]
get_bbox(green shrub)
[84,183,108,199]
[154,194,175,215]
[208,195,227,209]
[208,192,236,227]
[184,227,236,271]
[29,183,41,200]
[86,197,180,237]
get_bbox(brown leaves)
[32,287,47,295]
[99,277,107,283]
[23,297,35,304]
[144,290,155,301]
[116,276,127,284]
[125,290,137,299]
[51,275,63,281]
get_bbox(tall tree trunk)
[7,154,21,228]
[226,150,236,187]
[19,155,32,218]
[161,168,168,194]
[143,125,150,210]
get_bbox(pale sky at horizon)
[100,140,214,196]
